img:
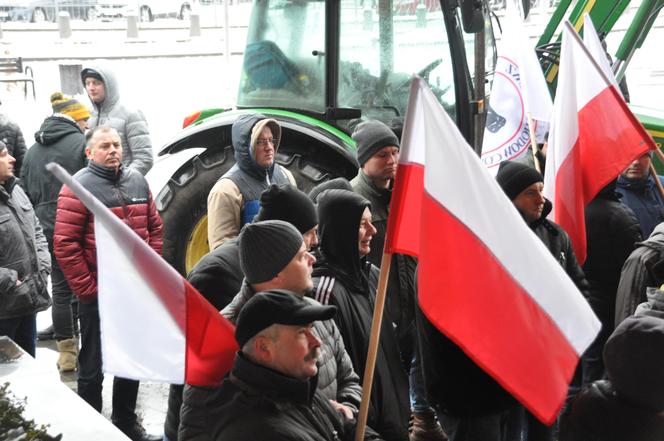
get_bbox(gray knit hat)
[352,120,400,167]
[239,220,304,284]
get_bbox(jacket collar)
[231,352,318,405]
[88,161,122,181]
[0,176,17,202]
[357,170,391,202]
[617,174,655,192]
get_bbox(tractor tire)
[159,145,336,276]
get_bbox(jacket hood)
[604,314,664,412]
[315,189,371,281]
[81,62,120,111]
[34,115,83,146]
[231,113,281,181]
[644,222,664,244]
[635,287,664,319]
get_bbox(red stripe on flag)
[553,85,653,263]
[184,281,238,386]
[385,163,424,256]
[419,193,578,424]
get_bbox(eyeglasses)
[256,138,278,147]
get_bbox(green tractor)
[147,0,664,277]
[147,0,497,275]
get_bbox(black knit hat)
[255,184,318,234]
[236,289,336,348]
[604,315,664,412]
[352,120,400,167]
[308,177,353,203]
[496,160,543,200]
[80,67,103,84]
[239,220,303,284]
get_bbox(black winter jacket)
[560,380,664,441]
[179,353,382,441]
[0,177,51,319]
[615,223,664,326]
[21,115,87,241]
[528,200,590,296]
[351,171,416,363]
[584,183,642,329]
[0,114,26,178]
[312,189,409,441]
[186,237,243,310]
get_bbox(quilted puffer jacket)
[53,161,163,303]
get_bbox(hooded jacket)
[560,315,664,441]
[351,170,416,361]
[616,173,664,239]
[0,176,51,320]
[179,352,382,441]
[21,115,87,241]
[615,223,664,326]
[311,189,409,441]
[0,114,26,178]
[54,162,163,303]
[81,63,153,175]
[207,113,295,249]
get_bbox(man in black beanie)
[496,160,590,441]
[163,185,322,440]
[351,121,441,441]
[178,220,362,440]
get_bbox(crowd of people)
[1,61,664,441]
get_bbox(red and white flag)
[543,22,655,264]
[47,163,238,386]
[385,77,600,424]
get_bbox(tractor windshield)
[338,2,457,123]
[237,1,494,133]
[238,1,327,113]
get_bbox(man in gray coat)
[0,142,51,356]
[81,63,153,175]
[179,220,362,439]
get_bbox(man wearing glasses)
[207,113,296,250]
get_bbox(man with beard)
[179,220,362,440]
[312,189,410,441]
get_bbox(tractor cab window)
[237,1,326,113]
[338,2,457,125]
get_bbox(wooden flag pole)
[527,112,541,173]
[354,251,393,441]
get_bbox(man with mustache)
[179,220,363,440]
[181,290,382,441]
[54,126,162,441]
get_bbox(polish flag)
[47,163,238,386]
[542,22,655,264]
[385,77,600,423]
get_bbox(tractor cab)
[236,0,496,146]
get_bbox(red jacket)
[54,162,163,303]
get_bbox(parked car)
[0,0,128,22]
[134,0,193,22]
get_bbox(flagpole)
[354,251,392,441]
[527,112,541,173]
